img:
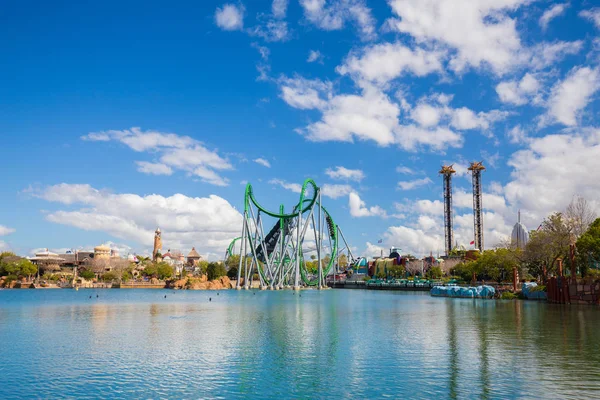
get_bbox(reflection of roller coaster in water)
[230,179,354,290]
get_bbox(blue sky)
[1,0,600,259]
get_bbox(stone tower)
[153,227,162,261]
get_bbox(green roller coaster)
[231,179,354,290]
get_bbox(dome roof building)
[511,211,529,249]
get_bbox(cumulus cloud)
[505,128,600,225]
[135,161,173,176]
[539,3,569,31]
[307,50,323,63]
[398,177,433,190]
[215,3,245,31]
[580,8,600,29]
[0,225,15,236]
[34,183,243,255]
[253,158,271,168]
[82,127,232,186]
[321,184,353,199]
[337,42,445,85]
[542,66,600,127]
[272,0,288,18]
[325,166,365,181]
[385,0,528,75]
[269,178,302,193]
[496,73,541,105]
[299,0,377,40]
[278,76,332,110]
[348,192,387,217]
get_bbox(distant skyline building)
[511,211,529,249]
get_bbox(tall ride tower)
[439,165,456,256]
[468,161,486,251]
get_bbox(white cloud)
[398,177,433,190]
[580,8,600,29]
[410,103,442,128]
[528,40,584,70]
[300,0,377,40]
[36,184,243,255]
[386,0,528,75]
[269,178,302,193]
[348,192,387,217]
[496,73,541,105]
[272,0,288,18]
[251,19,289,42]
[0,225,15,236]
[396,165,417,175]
[215,4,245,31]
[505,128,600,225]
[324,166,365,181]
[279,76,332,110]
[449,107,507,131]
[135,161,173,176]
[539,3,569,31]
[294,85,463,151]
[82,127,232,186]
[307,50,323,63]
[337,42,445,85]
[321,184,353,199]
[506,125,528,144]
[253,158,271,168]
[543,66,600,127]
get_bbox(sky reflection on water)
[0,289,599,399]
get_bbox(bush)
[102,272,118,282]
[227,266,238,279]
[79,269,95,280]
[207,262,227,281]
[501,291,517,300]
[426,266,443,280]
[530,285,546,292]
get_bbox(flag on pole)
[470,240,475,245]
[377,239,383,244]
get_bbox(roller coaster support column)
[236,212,246,290]
[318,190,323,290]
[294,199,302,291]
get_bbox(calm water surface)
[0,289,599,399]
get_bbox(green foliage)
[529,285,546,292]
[143,264,158,277]
[156,262,174,280]
[376,271,386,279]
[79,269,95,280]
[0,257,37,278]
[4,274,18,284]
[227,265,238,279]
[576,218,600,274]
[102,272,118,282]
[338,254,348,268]
[426,266,443,279]
[500,291,517,300]
[387,264,405,279]
[206,262,226,281]
[121,270,132,281]
[225,255,240,270]
[304,260,318,274]
[197,260,209,275]
[452,248,520,282]
[524,212,572,276]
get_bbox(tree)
[576,218,600,276]
[79,269,95,280]
[207,262,226,281]
[426,266,443,279]
[156,262,174,280]
[197,260,209,275]
[387,264,405,279]
[225,255,240,270]
[16,259,37,279]
[524,212,572,276]
[566,196,596,239]
[338,254,348,269]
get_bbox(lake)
[0,289,599,399]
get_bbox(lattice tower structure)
[468,161,486,251]
[439,165,456,256]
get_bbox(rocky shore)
[170,275,235,290]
